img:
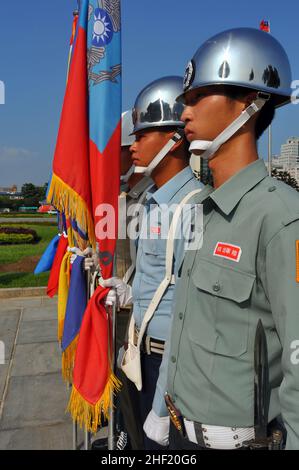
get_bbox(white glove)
[84,254,100,271]
[105,288,117,307]
[143,409,170,447]
[100,277,133,307]
[68,246,84,265]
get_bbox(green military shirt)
[167,159,299,450]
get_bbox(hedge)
[0,226,39,245]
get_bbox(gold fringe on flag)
[67,372,122,434]
[47,173,96,250]
[61,336,79,384]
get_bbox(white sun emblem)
[93,10,111,45]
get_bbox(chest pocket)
[142,238,166,257]
[189,258,256,357]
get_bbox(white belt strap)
[184,419,255,450]
[128,188,202,351]
[122,185,152,284]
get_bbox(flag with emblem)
[260,20,270,33]
[51,0,122,432]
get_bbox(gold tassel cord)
[67,373,122,434]
[57,251,72,342]
[47,173,96,249]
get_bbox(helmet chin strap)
[134,130,184,176]
[120,165,135,183]
[189,140,212,153]
[188,94,270,162]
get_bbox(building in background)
[0,184,18,194]
[278,137,299,170]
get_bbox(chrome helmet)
[178,27,292,107]
[121,110,135,147]
[132,76,185,134]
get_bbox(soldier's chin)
[191,149,205,156]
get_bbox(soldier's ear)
[243,92,258,109]
[170,133,185,152]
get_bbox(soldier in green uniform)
[154,28,299,450]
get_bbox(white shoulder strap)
[134,187,202,348]
[122,186,151,284]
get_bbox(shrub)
[0,226,39,245]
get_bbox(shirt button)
[171,356,176,363]
[268,186,276,192]
[187,269,191,277]
[213,282,221,292]
[179,312,184,320]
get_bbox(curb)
[0,286,47,299]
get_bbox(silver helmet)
[121,110,135,147]
[132,76,185,134]
[179,27,292,107]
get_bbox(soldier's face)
[130,129,175,169]
[120,146,132,175]
[182,86,245,143]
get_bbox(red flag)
[49,0,122,431]
[47,234,69,298]
[260,20,270,33]
[67,287,120,433]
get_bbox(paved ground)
[0,296,105,450]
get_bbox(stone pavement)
[0,295,105,450]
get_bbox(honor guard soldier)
[102,76,203,449]
[154,28,299,450]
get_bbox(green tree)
[20,183,47,206]
[271,168,299,191]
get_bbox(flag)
[34,234,60,274]
[49,0,121,432]
[260,20,270,33]
[67,287,119,433]
[47,0,94,250]
[57,251,72,341]
[61,255,87,383]
[66,10,79,79]
[47,234,69,298]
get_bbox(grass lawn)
[0,272,50,288]
[0,223,57,288]
[0,213,55,218]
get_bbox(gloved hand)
[100,277,133,307]
[105,288,117,307]
[143,409,170,447]
[83,250,100,272]
[67,246,84,264]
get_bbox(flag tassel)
[67,373,122,434]
[62,336,79,383]
[47,173,96,249]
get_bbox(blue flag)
[61,255,87,382]
[34,234,60,274]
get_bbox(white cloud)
[0,147,38,160]
[0,147,50,187]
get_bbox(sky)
[0,0,298,188]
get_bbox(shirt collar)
[200,159,268,215]
[146,166,195,206]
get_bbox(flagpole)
[268,124,272,176]
[108,255,117,450]
[84,267,92,450]
[260,20,272,176]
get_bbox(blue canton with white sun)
[92,8,114,47]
